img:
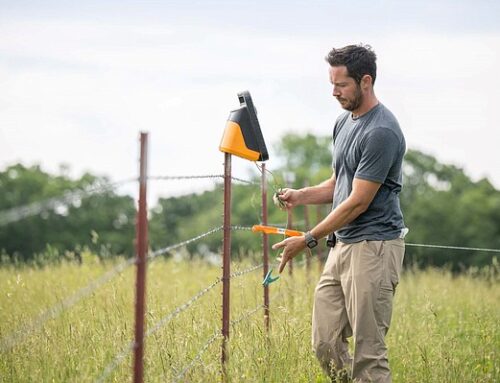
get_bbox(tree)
[0,164,135,263]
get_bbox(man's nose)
[332,86,340,97]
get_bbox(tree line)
[1,133,499,270]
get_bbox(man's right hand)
[275,188,301,210]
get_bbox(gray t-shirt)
[332,103,406,243]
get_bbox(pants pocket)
[382,239,405,292]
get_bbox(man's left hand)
[272,236,306,273]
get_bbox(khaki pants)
[312,239,405,383]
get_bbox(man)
[272,44,406,382]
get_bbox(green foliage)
[149,187,224,256]
[0,164,135,263]
[402,150,500,269]
[274,132,333,187]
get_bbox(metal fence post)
[287,181,293,277]
[221,153,232,369]
[303,181,311,276]
[261,163,270,331]
[133,132,149,383]
[315,205,324,272]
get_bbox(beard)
[337,84,363,112]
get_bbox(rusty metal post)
[221,153,232,367]
[261,163,270,331]
[133,132,148,383]
[303,183,311,275]
[316,204,324,273]
[287,204,293,277]
[286,177,294,277]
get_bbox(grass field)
[1,254,499,382]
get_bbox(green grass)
[0,255,499,382]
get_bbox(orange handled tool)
[251,225,304,237]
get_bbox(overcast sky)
[1,0,499,202]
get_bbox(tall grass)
[1,255,498,382]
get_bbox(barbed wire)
[406,242,500,253]
[0,178,136,226]
[230,263,264,279]
[231,302,264,328]
[148,174,258,185]
[95,340,133,383]
[172,330,222,383]
[1,227,224,353]
[145,278,221,338]
[230,176,259,185]
[149,226,223,259]
[173,302,264,382]
[98,261,267,382]
[96,277,221,383]
[230,225,253,232]
[148,175,223,181]
[0,256,136,353]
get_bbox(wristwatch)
[305,231,318,249]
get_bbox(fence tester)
[219,91,269,162]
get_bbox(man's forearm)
[296,177,335,205]
[310,197,367,239]
[309,178,380,240]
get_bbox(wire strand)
[149,226,223,259]
[145,278,221,338]
[149,175,223,181]
[172,331,222,383]
[96,277,221,383]
[406,242,500,253]
[230,263,263,279]
[173,302,264,382]
[0,257,136,353]
[148,174,258,185]
[0,178,136,226]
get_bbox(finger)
[272,241,286,250]
[280,189,290,200]
[278,254,287,273]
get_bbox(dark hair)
[325,44,377,85]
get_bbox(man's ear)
[360,74,373,90]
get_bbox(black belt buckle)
[326,233,336,248]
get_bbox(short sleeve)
[355,127,400,184]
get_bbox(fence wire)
[148,174,258,185]
[1,227,224,354]
[95,341,133,383]
[149,175,224,181]
[98,261,265,382]
[230,176,259,185]
[96,277,221,383]
[406,242,500,253]
[172,330,222,383]
[149,226,223,259]
[231,225,253,232]
[0,178,136,226]
[173,301,265,382]
[230,263,264,279]
[146,278,221,338]
[0,256,136,353]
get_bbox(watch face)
[307,239,318,249]
[306,233,318,248]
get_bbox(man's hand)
[272,235,306,273]
[275,188,301,210]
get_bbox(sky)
[1,0,499,202]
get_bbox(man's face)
[329,65,362,112]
